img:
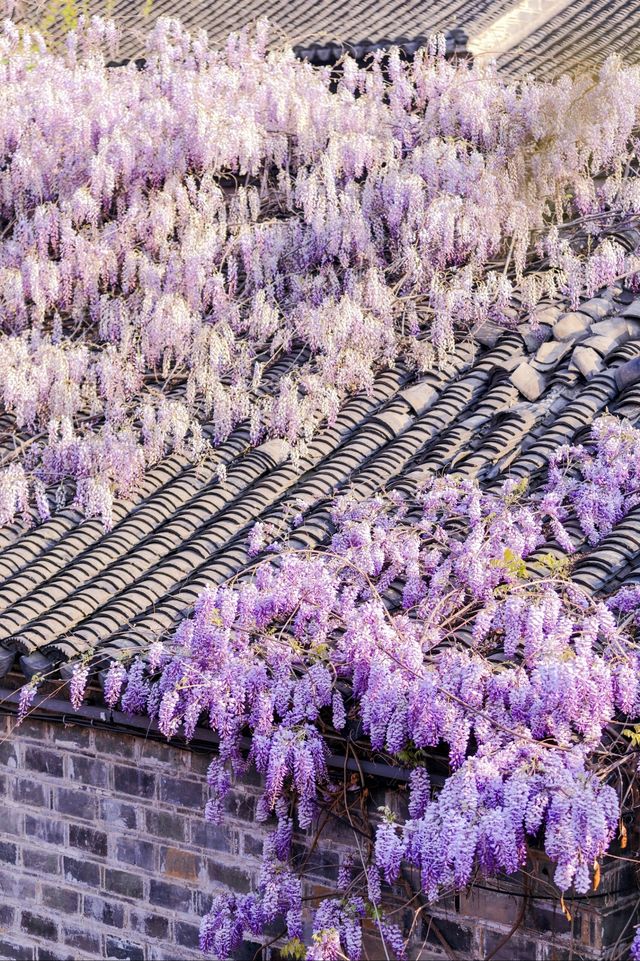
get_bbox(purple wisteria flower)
[5,17,640,944]
[79,428,640,956]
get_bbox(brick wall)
[0,712,636,961]
[0,714,260,961]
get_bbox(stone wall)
[0,710,636,961]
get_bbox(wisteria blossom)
[540,416,640,549]
[6,13,640,960]
[0,18,639,528]
[64,415,640,958]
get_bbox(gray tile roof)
[497,0,640,78]
[1,280,640,692]
[14,1,640,76]
[18,0,486,59]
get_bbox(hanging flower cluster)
[540,416,640,550]
[0,17,639,527]
[54,414,640,958]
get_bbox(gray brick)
[116,836,155,871]
[36,948,79,961]
[53,725,90,748]
[83,895,125,928]
[104,868,144,899]
[12,778,47,807]
[55,787,97,820]
[21,912,58,942]
[138,739,188,767]
[0,841,16,864]
[482,931,538,960]
[25,813,64,845]
[603,902,638,942]
[159,775,203,809]
[22,847,60,875]
[24,747,64,778]
[0,939,33,960]
[68,755,108,787]
[205,861,252,893]
[69,823,107,857]
[191,820,237,854]
[63,856,100,886]
[105,938,144,961]
[0,905,14,926]
[224,789,256,821]
[149,879,192,912]
[242,833,263,858]
[237,765,263,789]
[0,868,36,900]
[189,752,213,776]
[130,912,169,941]
[0,741,19,768]
[233,941,267,961]
[13,719,47,740]
[145,808,185,841]
[291,842,339,882]
[42,886,79,914]
[425,917,473,954]
[100,797,137,830]
[0,804,23,835]
[174,921,200,950]
[94,729,136,758]
[63,926,101,954]
[527,901,572,937]
[114,765,155,798]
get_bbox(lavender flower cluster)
[52,415,640,959]
[0,17,640,529]
[541,416,640,550]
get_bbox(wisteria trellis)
[4,13,640,961]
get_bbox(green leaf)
[280,938,306,961]
[366,902,382,922]
[504,477,528,504]
[623,726,640,747]
[540,553,572,579]
[491,547,527,579]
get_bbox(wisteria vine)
[5,13,640,959]
[29,414,637,959]
[0,17,640,528]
